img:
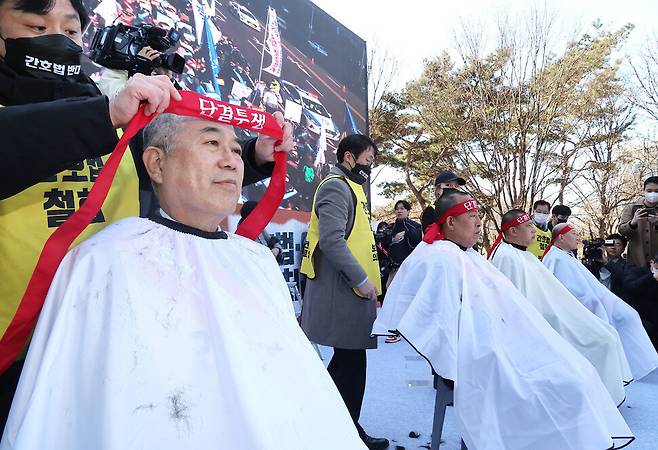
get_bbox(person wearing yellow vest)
[300,134,388,450]
[0,0,187,432]
[527,199,553,260]
[0,0,295,434]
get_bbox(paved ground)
[318,338,658,450]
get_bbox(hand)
[650,260,658,282]
[137,46,162,61]
[357,280,378,304]
[109,73,182,128]
[648,214,658,225]
[391,231,405,244]
[254,111,293,166]
[271,247,280,257]
[630,207,648,226]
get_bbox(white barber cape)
[544,246,658,381]
[1,217,366,450]
[490,242,632,405]
[373,241,634,450]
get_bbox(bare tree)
[629,36,658,123]
[398,14,633,247]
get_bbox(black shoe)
[359,432,389,450]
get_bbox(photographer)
[581,234,622,284]
[603,237,658,349]
[384,200,422,286]
[583,233,658,349]
[0,0,182,200]
[619,176,658,268]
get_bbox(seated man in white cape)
[373,189,634,450]
[543,223,658,382]
[488,209,632,405]
[1,114,367,450]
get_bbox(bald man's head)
[552,223,578,252]
[434,189,481,248]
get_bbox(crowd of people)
[1,0,658,448]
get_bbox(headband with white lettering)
[542,224,574,258]
[487,213,531,259]
[423,199,479,243]
[0,91,285,374]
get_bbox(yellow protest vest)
[0,128,139,341]
[528,224,552,260]
[300,175,381,297]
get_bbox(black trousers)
[0,360,24,436]
[327,348,367,434]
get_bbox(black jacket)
[384,218,423,265]
[0,61,274,201]
[605,259,658,325]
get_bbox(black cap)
[435,171,466,186]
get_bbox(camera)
[374,225,393,243]
[89,23,186,76]
[582,238,615,261]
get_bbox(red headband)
[0,91,285,374]
[542,224,574,258]
[423,199,479,243]
[487,213,531,258]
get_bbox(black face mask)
[350,163,371,184]
[2,34,83,82]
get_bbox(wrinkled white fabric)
[1,218,366,450]
[544,246,658,381]
[491,242,631,404]
[374,241,634,450]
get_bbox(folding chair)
[431,374,467,450]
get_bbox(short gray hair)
[142,113,194,155]
[142,114,195,197]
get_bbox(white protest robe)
[1,217,366,450]
[373,241,634,450]
[490,242,632,405]
[544,246,658,381]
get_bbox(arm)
[240,110,293,187]
[618,203,637,236]
[406,221,423,247]
[619,263,658,298]
[240,138,275,186]
[0,96,120,200]
[316,179,368,287]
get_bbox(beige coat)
[618,199,658,268]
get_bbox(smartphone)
[645,207,657,216]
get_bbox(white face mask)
[645,192,658,204]
[651,266,658,276]
[533,212,550,225]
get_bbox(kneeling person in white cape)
[0,115,367,450]
[372,189,634,450]
[488,209,632,406]
[543,223,658,382]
